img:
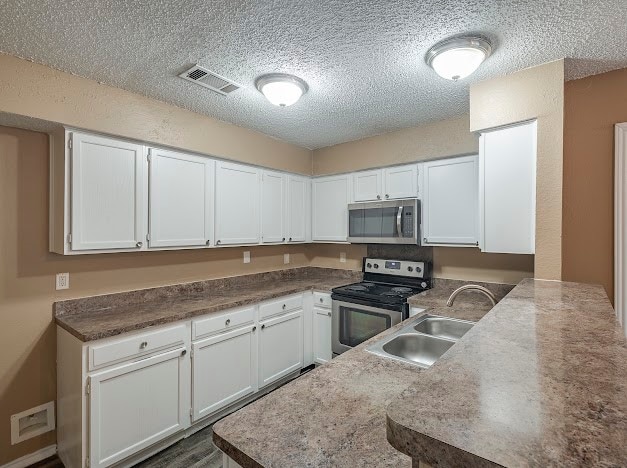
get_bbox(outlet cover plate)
[243,251,250,264]
[340,252,347,263]
[56,273,69,290]
[284,253,290,264]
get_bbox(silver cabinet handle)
[396,206,404,237]
[385,194,390,199]
[139,341,148,349]
[252,326,257,332]
[206,240,211,245]
[136,241,143,248]
[376,195,381,200]
[319,298,324,303]
[216,240,221,245]
[225,318,231,326]
[282,237,286,241]
[289,237,292,241]
[181,349,187,357]
[327,312,331,317]
[261,324,266,330]
[282,304,286,310]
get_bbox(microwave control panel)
[402,206,414,237]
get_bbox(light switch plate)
[284,253,290,264]
[56,273,69,290]
[340,252,347,263]
[243,251,250,264]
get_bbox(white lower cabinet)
[191,325,257,421]
[312,306,332,364]
[258,310,304,388]
[88,347,190,468]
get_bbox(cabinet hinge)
[189,408,193,419]
[190,348,194,359]
[85,380,91,396]
[146,233,151,242]
[67,233,72,244]
[67,137,72,150]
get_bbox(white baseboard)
[1,445,57,468]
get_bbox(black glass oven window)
[339,306,392,347]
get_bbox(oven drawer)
[313,292,332,309]
[259,294,303,321]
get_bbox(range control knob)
[416,267,422,273]
[366,263,372,268]
[407,266,413,272]
[373,264,379,269]
[421,282,428,288]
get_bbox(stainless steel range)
[331,257,431,355]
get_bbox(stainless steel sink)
[413,316,474,341]
[366,314,475,369]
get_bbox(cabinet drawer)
[89,324,186,371]
[192,306,255,341]
[313,292,332,309]
[259,294,303,321]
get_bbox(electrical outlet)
[243,251,251,264]
[284,253,290,264]
[340,252,347,263]
[56,273,69,290]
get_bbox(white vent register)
[178,65,241,95]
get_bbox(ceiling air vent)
[178,65,242,96]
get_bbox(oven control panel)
[363,258,425,278]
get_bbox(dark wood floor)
[28,425,222,468]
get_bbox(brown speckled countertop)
[54,267,361,342]
[387,279,627,467]
[212,279,501,468]
[213,279,627,468]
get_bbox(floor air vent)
[178,65,241,95]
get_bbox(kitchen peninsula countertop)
[54,267,361,342]
[213,279,627,467]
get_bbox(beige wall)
[313,115,478,175]
[563,67,627,301]
[0,53,312,174]
[0,126,314,464]
[470,60,565,280]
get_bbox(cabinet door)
[258,310,303,388]
[312,307,332,364]
[215,161,260,245]
[261,170,286,244]
[312,175,350,242]
[148,148,213,248]
[480,121,536,254]
[70,132,145,251]
[353,169,383,202]
[192,325,256,421]
[383,164,418,200]
[88,348,189,468]
[422,156,478,245]
[287,175,310,243]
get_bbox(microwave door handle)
[396,206,403,237]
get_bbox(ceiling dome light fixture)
[425,36,492,81]
[255,73,308,107]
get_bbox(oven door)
[348,199,419,244]
[332,299,404,355]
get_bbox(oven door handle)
[396,206,404,237]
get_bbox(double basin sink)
[366,314,475,369]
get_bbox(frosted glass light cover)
[260,81,304,107]
[431,47,487,81]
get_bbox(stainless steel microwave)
[347,199,420,244]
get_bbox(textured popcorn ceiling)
[1,1,626,149]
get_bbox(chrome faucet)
[446,285,497,307]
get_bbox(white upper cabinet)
[312,175,351,242]
[70,132,145,251]
[480,121,537,254]
[352,164,419,202]
[148,148,213,248]
[261,170,286,244]
[422,155,479,246]
[215,161,261,246]
[287,175,310,243]
[384,164,419,200]
[353,169,383,202]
